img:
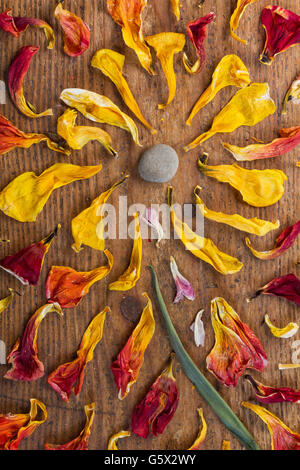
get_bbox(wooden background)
[0,0,299,451]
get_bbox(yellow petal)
[185,83,276,151]
[194,186,280,236]
[146,33,185,109]
[109,212,142,290]
[71,175,129,253]
[279,363,300,370]
[60,88,141,145]
[170,0,180,20]
[264,314,299,339]
[168,187,243,275]
[0,288,15,314]
[186,54,251,125]
[0,163,102,222]
[222,440,231,450]
[187,408,207,450]
[107,430,131,450]
[91,49,156,134]
[230,0,258,44]
[57,108,117,157]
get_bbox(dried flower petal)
[230,1,258,44]
[170,0,180,20]
[91,49,155,133]
[72,176,128,253]
[0,288,16,314]
[5,303,63,381]
[206,297,267,387]
[282,74,300,114]
[146,33,185,109]
[57,109,117,156]
[186,54,250,125]
[0,8,54,48]
[142,207,164,247]
[107,430,131,450]
[264,315,299,339]
[46,249,113,308]
[48,307,109,401]
[0,163,102,222]
[279,364,300,370]
[0,398,47,450]
[168,186,243,275]
[170,256,195,303]
[190,310,205,347]
[183,13,215,74]
[245,374,300,404]
[246,220,300,260]
[9,46,53,118]
[187,408,207,450]
[109,213,142,291]
[45,403,95,450]
[185,83,276,150]
[107,0,153,75]
[249,273,300,306]
[111,292,155,399]
[54,2,90,57]
[60,88,140,145]
[223,126,300,162]
[131,354,178,437]
[198,155,286,208]
[222,440,230,450]
[194,186,279,236]
[260,6,300,65]
[242,401,300,450]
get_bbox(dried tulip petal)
[91,49,155,133]
[5,303,63,381]
[142,207,164,247]
[46,249,113,308]
[246,220,300,260]
[242,402,300,450]
[72,176,128,253]
[187,408,207,450]
[60,88,140,145]
[0,162,102,222]
[109,213,142,291]
[185,83,276,151]
[168,186,243,275]
[260,6,300,65]
[48,307,110,401]
[197,155,286,208]
[146,33,185,109]
[222,440,231,450]
[107,0,153,74]
[170,0,180,20]
[206,297,267,387]
[279,364,300,370]
[0,288,16,314]
[0,8,54,48]
[223,126,300,162]
[264,315,299,339]
[0,398,47,450]
[245,374,300,404]
[9,46,53,118]
[107,430,131,450]
[230,1,258,44]
[111,292,155,399]
[190,309,205,347]
[183,13,215,74]
[0,113,69,156]
[54,2,90,57]
[170,256,195,303]
[282,75,300,114]
[57,109,117,156]
[249,273,300,306]
[131,354,178,437]
[45,403,95,450]
[186,54,251,125]
[194,186,279,236]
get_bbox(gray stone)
[138,144,179,183]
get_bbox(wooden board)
[0,0,299,450]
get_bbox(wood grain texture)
[0,0,299,450]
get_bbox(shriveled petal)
[184,83,276,151]
[46,249,113,308]
[190,310,205,347]
[0,163,102,222]
[170,256,195,303]
[45,403,95,450]
[222,440,231,450]
[187,408,207,450]
[54,2,90,57]
[282,75,300,114]
[264,315,299,339]
[279,364,300,371]
[107,430,131,450]
[0,288,16,314]
[183,13,215,74]
[111,293,155,399]
[142,207,164,247]
[242,401,300,450]
[230,1,258,44]
[5,303,63,381]
[249,274,300,306]
[245,375,300,404]
[170,0,180,20]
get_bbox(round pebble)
[138,144,179,183]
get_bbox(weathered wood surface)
[0,0,299,450]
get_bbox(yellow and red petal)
[249,273,300,306]
[183,13,215,74]
[245,374,300,404]
[54,2,90,57]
